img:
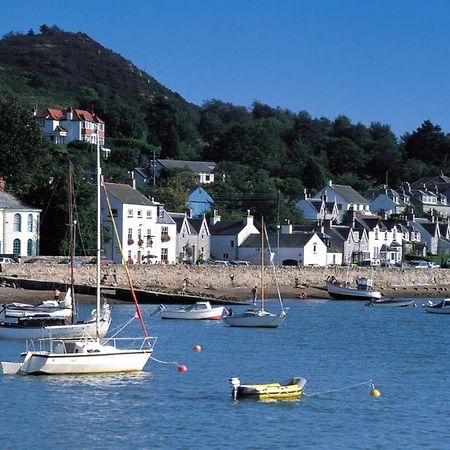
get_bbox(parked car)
[409,260,429,269]
[427,262,440,269]
[359,259,380,268]
[58,257,85,267]
[24,257,50,265]
[87,257,115,266]
[207,260,230,266]
[0,257,17,264]
[229,260,251,266]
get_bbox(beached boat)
[1,129,155,375]
[366,298,415,307]
[326,274,382,301]
[223,218,286,328]
[423,299,450,314]
[229,376,307,400]
[1,297,72,319]
[160,301,226,320]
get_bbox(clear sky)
[3,0,450,138]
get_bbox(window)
[28,214,33,232]
[313,243,317,254]
[13,238,21,255]
[137,210,142,218]
[27,239,33,256]
[161,226,168,236]
[111,208,118,217]
[14,214,22,232]
[230,240,234,248]
[146,210,152,219]
[127,209,133,218]
[374,229,379,240]
[161,248,168,262]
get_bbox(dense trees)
[1,28,450,254]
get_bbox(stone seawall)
[2,264,450,294]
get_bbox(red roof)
[35,108,104,123]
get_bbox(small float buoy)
[193,344,202,352]
[370,382,381,397]
[178,364,188,373]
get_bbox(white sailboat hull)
[223,309,286,328]
[160,303,226,320]
[19,349,152,375]
[0,318,111,340]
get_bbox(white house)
[34,107,105,147]
[101,183,177,264]
[310,180,370,223]
[365,186,411,216]
[0,178,41,257]
[169,212,210,263]
[209,211,259,261]
[239,231,328,267]
[134,159,217,185]
[296,191,340,222]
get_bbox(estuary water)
[1,298,450,450]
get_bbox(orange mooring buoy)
[193,344,202,352]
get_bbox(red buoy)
[178,364,188,373]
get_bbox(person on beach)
[54,287,60,301]
[251,285,258,305]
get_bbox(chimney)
[187,208,193,219]
[245,210,254,227]
[0,176,4,192]
[210,209,221,225]
[304,188,308,200]
[328,180,333,187]
[66,107,73,120]
[281,219,292,234]
[126,171,136,189]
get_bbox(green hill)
[0,25,200,141]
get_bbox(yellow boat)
[230,376,307,400]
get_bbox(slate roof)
[158,160,216,174]
[105,183,157,207]
[327,184,368,205]
[209,220,248,235]
[0,191,40,211]
[241,232,316,248]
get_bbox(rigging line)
[39,176,62,225]
[263,224,284,312]
[103,315,136,341]
[102,181,148,337]
[304,380,374,397]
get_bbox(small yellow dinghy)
[230,376,307,400]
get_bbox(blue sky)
[3,0,450,138]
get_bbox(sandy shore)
[1,283,448,305]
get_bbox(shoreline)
[1,283,449,305]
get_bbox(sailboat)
[223,217,286,328]
[1,129,155,375]
[0,164,111,340]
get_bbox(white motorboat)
[326,275,381,301]
[365,298,415,307]
[1,298,72,319]
[1,130,155,375]
[223,217,286,328]
[0,303,111,340]
[160,302,226,320]
[423,299,450,314]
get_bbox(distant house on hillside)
[34,107,105,147]
[133,159,216,185]
[365,186,411,216]
[298,180,370,223]
[0,177,41,257]
[186,186,214,217]
[296,190,339,222]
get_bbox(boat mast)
[68,161,76,323]
[261,216,265,311]
[96,125,101,340]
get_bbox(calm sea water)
[1,298,450,450]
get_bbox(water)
[1,299,450,449]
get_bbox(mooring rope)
[150,355,180,367]
[304,380,375,397]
